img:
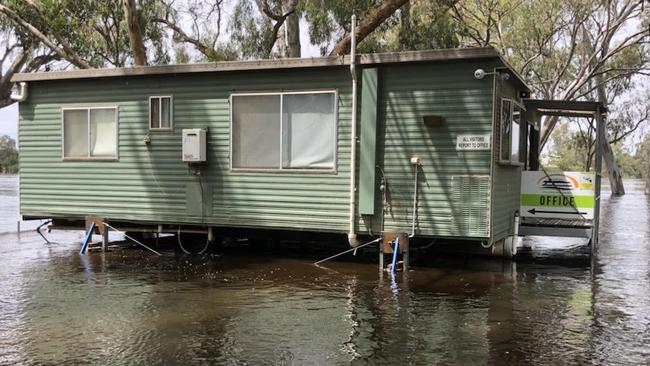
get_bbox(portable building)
[11,47,532,251]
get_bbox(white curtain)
[232,95,281,168]
[63,110,88,158]
[90,108,117,157]
[160,98,171,128]
[511,106,521,163]
[282,93,335,168]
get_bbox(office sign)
[520,171,595,219]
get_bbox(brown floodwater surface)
[0,176,649,365]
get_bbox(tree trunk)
[284,7,301,58]
[582,23,625,195]
[122,0,147,66]
[646,154,650,195]
[539,115,558,149]
[277,25,287,57]
[398,2,411,49]
[329,0,410,56]
[594,76,625,195]
[600,130,625,194]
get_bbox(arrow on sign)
[527,208,587,215]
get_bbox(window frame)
[229,89,338,173]
[149,95,174,131]
[61,106,119,161]
[498,98,525,166]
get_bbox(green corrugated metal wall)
[19,68,353,232]
[490,76,524,242]
[366,60,502,239]
[19,58,520,240]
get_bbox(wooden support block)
[85,216,106,235]
[381,232,409,254]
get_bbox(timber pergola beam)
[522,98,606,255]
[524,99,607,113]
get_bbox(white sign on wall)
[520,171,595,220]
[456,134,491,150]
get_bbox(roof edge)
[12,47,501,82]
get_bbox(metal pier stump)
[102,223,109,252]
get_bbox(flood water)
[1,175,649,365]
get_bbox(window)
[63,107,118,159]
[149,96,173,130]
[499,99,525,164]
[231,91,337,170]
[511,104,522,163]
[500,99,511,161]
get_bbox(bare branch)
[155,17,213,58]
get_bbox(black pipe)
[36,220,52,244]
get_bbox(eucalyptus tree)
[451,0,649,194]
[228,0,445,58]
[228,0,300,59]
[0,0,168,107]
[154,0,237,62]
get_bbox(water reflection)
[0,176,649,365]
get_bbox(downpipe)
[347,14,360,247]
[10,82,28,102]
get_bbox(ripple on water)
[1,177,650,365]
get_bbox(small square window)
[150,96,173,130]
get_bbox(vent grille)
[452,175,490,236]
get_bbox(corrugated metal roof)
[12,47,507,82]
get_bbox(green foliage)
[613,145,644,179]
[547,123,650,178]
[630,133,650,179]
[301,0,377,54]
[392,1,460,51]
[546,123,588,171]
[300,0,458,55]
[228,0,272,59]
[2,0,168,67]
[0,135,18,174]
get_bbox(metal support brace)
[592,109,604,254]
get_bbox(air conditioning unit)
[182,128,206,162]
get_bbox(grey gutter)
[12,47,502,82]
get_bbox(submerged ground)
[0,176,649,365]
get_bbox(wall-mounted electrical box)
[182,128,206,162]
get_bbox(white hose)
[410,164,419,237]
[102,222,161,256]
[177,225,210,254]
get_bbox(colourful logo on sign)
[520,171,596,219]
[537,174,580,191]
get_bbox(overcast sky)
[0,104,17,139]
